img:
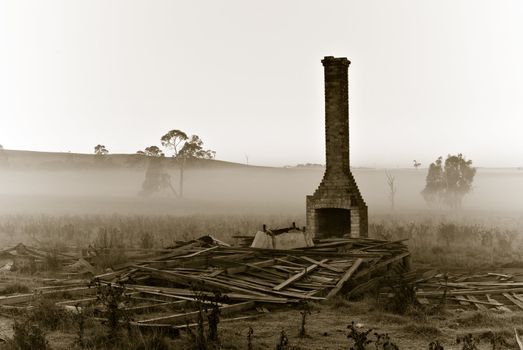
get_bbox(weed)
[134,332,174,350]
[73,305,94,348]
[91,279,132,341]
[184,286,227,350]
[276,328,289,350]
[379,273,420,314]
[456,334,479,350]
[29,297,70,331]
[298,301,311,338]
[347,322,373,350]
[478,331,511,350]
[11,318,49,350]
[374,332,399,350]
[206,292,221,342]
[428,340,444,350]
[247,326,254,350]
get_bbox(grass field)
[1,151,523,349]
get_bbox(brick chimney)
[306,56,368,239]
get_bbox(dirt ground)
[0,276,522,349]
[25,297,521,350]
[184,299,523,350]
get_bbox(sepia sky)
[1,0,522,168]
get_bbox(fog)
[1,158,522,217]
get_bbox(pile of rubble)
[413,271,523,312]
[0,234,410,329]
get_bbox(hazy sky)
[1,1,522,167]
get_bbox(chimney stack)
[322,56,351,180]
[306,57,368,239]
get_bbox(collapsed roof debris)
[0,234,410,329]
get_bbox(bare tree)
[413,160,421,169]
[386,172,397,211]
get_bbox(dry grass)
[0,212,522,348]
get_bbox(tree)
[413,160,421,169]
[421,154,476,208]
[160,130,188,157]
[139,156,177,197]
[137,146,164,157]
[94,144,109,156]
[137,145,175,196]
[386,173,397,211]
[160,130,215,197]
[178,135,216,160]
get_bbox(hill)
[0,149,247,171]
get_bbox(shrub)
[91,279,131,341]
[29,297,70,331]
[11,318,49,350]
[346,322,373,350]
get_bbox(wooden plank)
[133,265,269,297]
[346,276,382,298]
[273,259,328,291]
[226,259,276,275]
[138,301,255,325]
[516,328,523,350]
[467,295,487,311]
[417,287,523,297]
[512,293,523,304]
[353,252,410,280]
[125,300,187,312]
[55,297,98,306]
[0,286,95,305]
[503,293,523,311]
[486,294,512,313]
[275,258,307,268]
[130,315,260,333]
[451,296,502,307]
[297,256,342,273]
[205,276,323,301]
[359,239,410,251]
[172,246,219,259]
[124,284,290,304]
[326,258,363,300]
[206,269,225,277]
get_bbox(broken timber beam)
[326,258,363,300]
[0,286,94,305]
[273,259,328,291]
[137,301,255,325]
[417,287,523,297]
[297,256,342,273]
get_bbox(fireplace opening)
[315,208,351,238]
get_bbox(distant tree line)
[92,129,215,198]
